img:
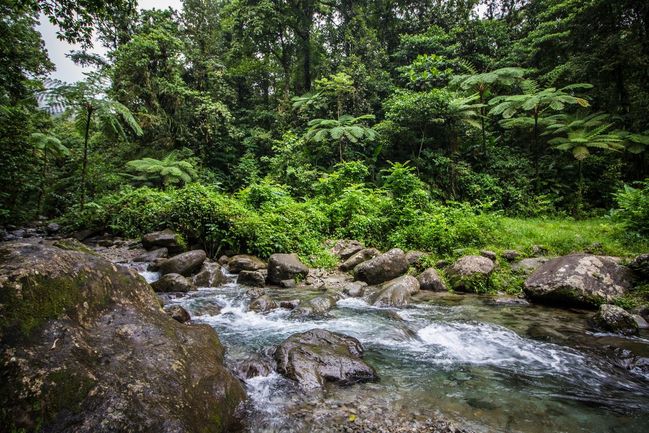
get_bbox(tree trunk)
[80,106,93,210]
[37,151,47,214]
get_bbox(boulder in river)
[369,275,420,307]
[141,228,183,252]
[151,273,195,293]
[591,304,639,335]
[416,268,447,292]
[267,253,309,285]
[249,294,278,313]
[164,304,191,323]
[343,281,367,297]
[159,249,207,276]
[273,329,378,389]
[330,239,364,260]
[192,261,227,287]
[237,270,266,287]
[339,248,380,272]
[523,254,634,307]
[0,240,245,433]
[133,247,169,262]
[354,248,408,285]
[290,295,337,318]
[228,254,266,273]
[233,355,275,380]
[447,255,495,292]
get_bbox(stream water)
[141,268,649,433]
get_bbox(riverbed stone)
[267,253,309,285]
[591,304,639,335]
[523,254,634,307]
[249,294,278,313]
[151,273,195,293]
[339,248,380,272]
[141,228,183,252]
[405,250,427,267]
[237,270,266,287]
[233,355,274,380]
[0,240,245,433]
[133,247,168,262]
[628,253,649,280]
[159,249,207,276]
[343,281,367,297]
[164,304,191,323]
[447,255,495,292]
[273,329,378,389]
[290,295,337,318]
[192,261,227,287]
[228,254,266,273]
[331,239,364,260]
[369,275,420,307]
[416,268,447,292]
[354,248,409,285]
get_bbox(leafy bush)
[613,179,649,237]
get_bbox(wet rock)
[245,287,266,300]
[267,253,309,285]
[52,238,96,255]
[233,355,274,380]
[633,314,649,329]
[148,258,166,271]
[524,254,634,307]
[133,247,168,262]
[192,300,223,316]
[369,275,420,307]
[280,278,297,288]
[591,304,639,335]
[46,222,61,234]
[480,250,497,261]
[331,239,364,260]
[192,261,227,287]
[250,295,278,313]
[502,250,520,262]
[339,248,380,272]
[141,228,183,252]
[631,305,649,321]
[159,249,207,276]
[228,254,266,273]
[487,296,530,306]
[164,305,191,323]
[290,295,337,318]
[237,270,266,287]
[343,281,367,297]
[405,250,427,267]
[151,273,195,293]
[628,253,649,280]
[280,300,300,310]
[273,329,378,389]
[217,254,230,265]
[447,256,495,292]
[354,248,408,285]
[511,257,550,274]
[0,241,245,433]
[416,268,447,292]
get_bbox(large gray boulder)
[151,273,195,293]
[273,329,378,389]
[339,248,380,272]
[511,257,550,274]
[354,248,408,285]
[591,304,639,335]
[192,261,227,287]
[416,268,447,292]
[369,275,420,307]
[133,247,168,262]
[228,254,266,273]
[159,250,207,276]
[0,241,245,433]
[290,295,337,319]
[236,270,266,287]
[447,255,495,292]
[141,229,183,252]
[523,254,634,307]
[267,253,309,285]
[249,294,278,313]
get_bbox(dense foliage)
[1,0,648,252]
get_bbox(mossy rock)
[0,240,245,433]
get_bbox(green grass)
[489,217,648,258]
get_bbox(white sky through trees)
[37,0,183,83]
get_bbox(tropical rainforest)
[2,0,649,262]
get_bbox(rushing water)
[146,269,649,433]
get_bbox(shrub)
[613,179,649,237]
